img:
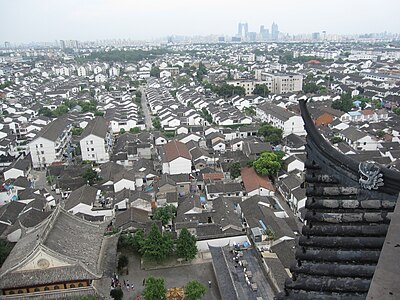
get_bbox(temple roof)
[276,100,400,299]
[0,206,107,289]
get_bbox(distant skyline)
[1,0,400,43]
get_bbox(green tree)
[185,280,207,300]
[54,105,69,116]
[71,127,84,136]
[142,224,173,262]
[143,276,166,300]
[252,152,283,177]
[302,82,319,94]
[119,128,126,134]
[253,84,270,97]
[132,229,145,253]
[117,254,128,272]
[129,127,140,134]
[81,168,99,185]
[94,111,104,117]
[393,107,400,116]
[332,92,353,112]
[150,66,161,78]
[152,117,162,130]
[243,106,256,116]
[110,288,123,300]
[153,204,176,226]
[330,136,343,144]
[38,107,54,118]
[257,123,283,145]
[176,228,198,261]
[196,62,207,82]
[229,162,241,179]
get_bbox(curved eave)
[299,99,400,195]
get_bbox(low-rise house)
[256,103,305,137]
[205,182,244,200]
[161,140,192,175]
[241,167,275,196]
[64,185,114,221]
[3,156,31,180]
[339,126,379,151]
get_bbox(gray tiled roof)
[35,117,70,142]
[80,116,109,139]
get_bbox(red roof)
[306,60,321,64]
[164,140,191,162]
[241,167,274,192]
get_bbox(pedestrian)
[143,278,146,286]
[123,279,126,287]
[208,280,212,288]
[131,283,135,291]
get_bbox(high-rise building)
[248,32,257,42]
[59,40,66,50]
[243,23,248,39]
[4,41,10,49]
[312,32,321,41]
[260,25,270,41]
[238,22,249,40]
[271,22,279,40]
[322,30,327,41]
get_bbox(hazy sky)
[1,0,399,43]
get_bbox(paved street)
[117,251,221,300]
[140,86,153,130]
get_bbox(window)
[78,283,84,287]
[54,285,60,290]
[34,288,40,292]
[40,144,43,148]
[41,151,44,154]
[91,148,94,151]
[87,148,90,152]
[86,141,89,145]
[90,140,93,144]
[92,154,95,158]
[44,287,49,291]
[69,284,75,288]
[18,289,24,294]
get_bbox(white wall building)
[80,117,112,163]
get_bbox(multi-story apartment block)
[29,118,72,169]
[80,117,113,163]
[255,72,303,94]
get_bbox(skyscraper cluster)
[237,22,279,42]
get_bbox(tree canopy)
[141,224,173,262]
[81,168,100,185]
[332,92,353,112]
[143,276,167,300]
[252,151,283,177]
[152,204,176,226]
[150,66,161,78]
[257,123,283,145]
[176,228,198,261]
[204,82,245,97]
[196,62,207,82]
[253,84,270,97]
[229,162,241,179]
[302,82,320,94]
[185,280,207,300]
[110,288,123,300]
